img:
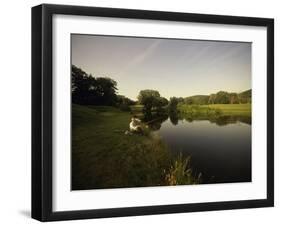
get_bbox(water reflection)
[142,112,252,184]
[169,112,180,125]
[143,111,251,128]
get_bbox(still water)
[151,116,251,184]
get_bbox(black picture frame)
[32,4,274,222]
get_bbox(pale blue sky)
[71,34,251,100]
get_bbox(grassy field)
[130,104,143,112]
[178,103,251,117]
[72,104,199,190]
[205,104,251,116]
[72,104,153,189]
[131,103,251,117]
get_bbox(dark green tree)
[72,65,118,106]
[137,90,161,113]
[154,97,168,115]
[229,93,239,104]
[168,97,179,113]
[116,95,135,111]
[215,91,230,104]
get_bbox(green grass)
[178,103,251,117]
[129,104,144,118]
[72,104,145,189]
[72,104,199,189]
[72,104,198,190]
[204,104,251,116]
[130,104,144,112]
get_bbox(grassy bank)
[205,104,251,116]
[178,103,251,117]
[130,104,143,114]
[132,103,251,117]
[72,104,198,190]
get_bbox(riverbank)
[72,104,199,190]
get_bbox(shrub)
[165,153,201,185]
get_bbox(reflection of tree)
[168,97,179,113]
[208,115,252,126]
[145,115,168,131]
[149,121,162,130]
[169,112,179,125]
[238,116,251,125]
[143,111,153,122]
[184,117,194,123]
[145,110,251,131]
[213,116,235,126]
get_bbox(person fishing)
[129,115,143,133]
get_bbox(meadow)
[177,103,251,117]
[205,103,251,116]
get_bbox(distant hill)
[183,89,251,105]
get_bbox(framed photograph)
[32,4,274,221]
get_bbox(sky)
[71,34,251,100]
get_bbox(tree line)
[175,90,251,105]
[72,65,251,113]
[72,65,171,114]
[72,65,135,109]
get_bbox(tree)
[208,94,216,104]
[72,65,95,104]
[155,97,168,108]
[214,91,230,104]
[116,95,135,111]
[154,97,168,115]
[229,93,239,104]
[207,91,230,104]
[95,77,118,105]
[72,65,118,106]
[238,89,251,103]
[168,97,179,112]
[137,90,161,113]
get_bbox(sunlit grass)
[178,103,251,117]
[205,104,251,116]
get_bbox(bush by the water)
[165,153,202,186]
